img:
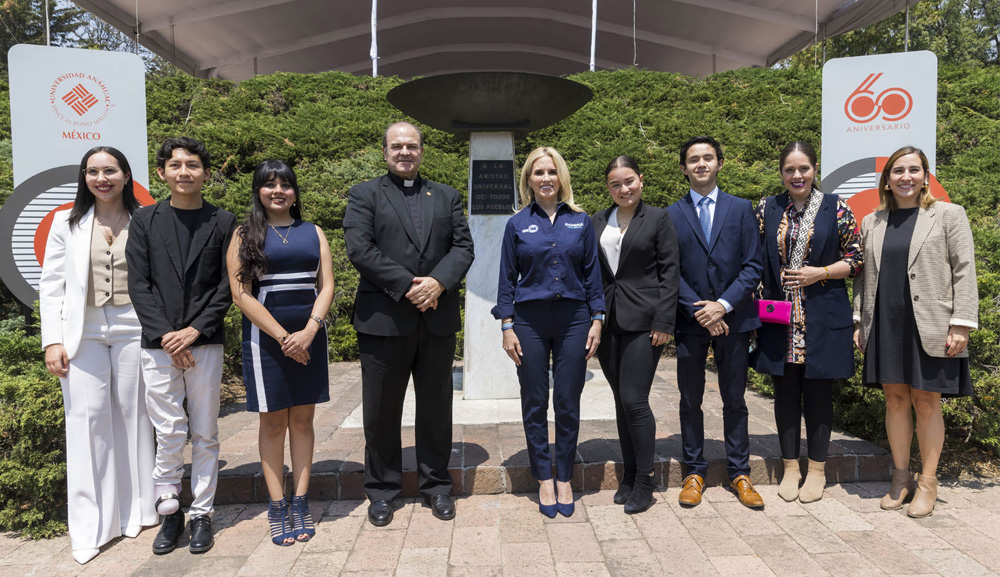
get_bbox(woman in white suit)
[40,147,157,564]
[853,146,978,518]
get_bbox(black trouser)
[358,317,456,502]
[772,363,833,461]
[597,326,662,477]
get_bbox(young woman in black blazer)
[592,155,680,513]
[754,141,862,503]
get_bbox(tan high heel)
[880,468,916,510]
[906,474,938,518]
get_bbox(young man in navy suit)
[665,136,764,509]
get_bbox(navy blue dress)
[242,220,330,412]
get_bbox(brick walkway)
[3,481,999,576]
[5,358,998,576]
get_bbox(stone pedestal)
[386,72,592,399]
[463,132,520,399]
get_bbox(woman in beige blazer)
[39,147,156,564]
[852,146,977,518]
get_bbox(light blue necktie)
[698,196,713,244]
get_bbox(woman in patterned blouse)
[753,141,862,503]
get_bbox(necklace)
[268,222,293,244]
[96,212,128,244]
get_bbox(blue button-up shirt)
[492,202,605,319]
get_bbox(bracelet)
[501,322,514,331]
[310,314,324,326]
[824,267,830,280]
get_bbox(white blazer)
[39,208,95,359]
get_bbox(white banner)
[0,45,152,306]
[821,51,947,222]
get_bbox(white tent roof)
[71,0,909,81]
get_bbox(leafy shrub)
[0,318,67,538]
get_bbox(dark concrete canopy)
[70,0,911,81]
[387,72,592,138]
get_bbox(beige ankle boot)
[880,468,916,510]
[906,474,938,518]
[798,459,827,503]
[777,459,801,502]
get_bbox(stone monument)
[387,72,592,399]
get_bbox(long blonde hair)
[518,147,583,212]
[877,146,938,213]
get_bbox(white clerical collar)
[403,179,415,187]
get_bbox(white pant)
[62,304,157,554]
[142,345,223,517]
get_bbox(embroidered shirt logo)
[564,222,584,229]
[521,224,539,233]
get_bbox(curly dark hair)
[236,160,302,284]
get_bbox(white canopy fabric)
[71,0,910,81]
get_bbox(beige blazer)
[853,201,978,358]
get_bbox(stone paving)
[5,357,988,576]
[3,480,999,576]
[201,359,891,505]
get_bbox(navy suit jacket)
[666,190,763,335]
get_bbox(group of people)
[491,135,977,521]
[38,122,977,565]
[40,137,333,562]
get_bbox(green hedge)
[0,64,997,535]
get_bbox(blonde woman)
[492,147,605,518]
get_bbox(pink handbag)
[758,299,791,324]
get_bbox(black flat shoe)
[188,515,214,553]
[367,499,394,527]
[424,494,456,520]
[152,511,185,555]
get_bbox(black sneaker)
[188,514,214,553]
[152,511,185,555]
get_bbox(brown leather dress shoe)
[678,474,705,507]
[730,475,764,509]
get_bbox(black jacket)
[343,174,475,337]
[125,199,237,349]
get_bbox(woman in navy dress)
[493,147,605,518]
[227,160,334,545]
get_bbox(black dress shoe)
[367,499,394,527]
[424,494,456,520]
[188,514,214,553]
[152,511,185,555]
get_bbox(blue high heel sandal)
[290,495,316,541]
[268,498,295,546]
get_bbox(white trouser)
[141,345,223,518]
[62,304,157,553]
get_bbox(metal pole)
[905,0,910,51]
[44,0,50,45]
[370,0,378,77]
[589,0,597,71]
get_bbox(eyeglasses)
[84,167,122,178]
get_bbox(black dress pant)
[358,317,455,502]
[675,331,751,479]
[772,363,833,461]
[597,326,662,477]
